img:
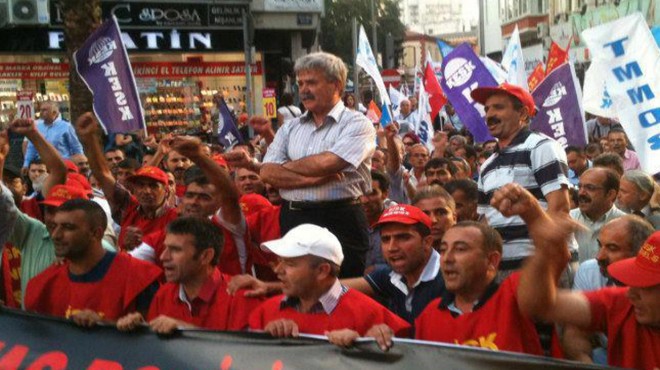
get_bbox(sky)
[460,0,480,26]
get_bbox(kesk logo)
[542,82,567,107]
[444,58,476,88]
[88,37,117,65]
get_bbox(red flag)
[366,100,382,123]
[545,42,569,76]
[423,61,447,121]
[527,62,546,92]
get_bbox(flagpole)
[352,17,360,106]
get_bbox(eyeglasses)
[577,183,605,192]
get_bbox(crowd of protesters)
[0,51,658,370]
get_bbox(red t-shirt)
[1,243,22,308]
[585,287,660,369]
[117,196,178,251]
[24,253,162,321]
[249,288,410,336]
[20,197,42,222]
[148,268,261,330]
[415,273,549,356]
[245,206,281,281]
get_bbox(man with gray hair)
[617,170,660,229]
[259,52,376,278]
[23,101,84,171]
[394,98,417,136]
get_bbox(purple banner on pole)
[217,98,244,148]
[530,63,587,148]
[74,16,145,135]
[440,43,496,143]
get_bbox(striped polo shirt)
[477,128,569,261]
[263,100,376,201]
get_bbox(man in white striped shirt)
[471,83,572,280]
[260,52,376,278]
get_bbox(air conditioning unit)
[537,23,549,38]
[7,0,49,26]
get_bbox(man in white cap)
[248,224,409,339]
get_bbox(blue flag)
[380,103,393,127]
[437,40,454,58]
[217,98,244,148]
[73,16,145,135]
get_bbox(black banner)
[0,308,614,369]
[50,1,248,29]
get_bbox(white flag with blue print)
[356,25,391,105]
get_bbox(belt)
[285,198,360,210]
[499,251,579,271]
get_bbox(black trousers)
[279,202,369,278]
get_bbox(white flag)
[389,85,405,117]
[356,25,391,105]
[502,25,529,91]
[415,52,434,152]
[582,12,660,175]
[582,61,617,118]
[481,56,508,84]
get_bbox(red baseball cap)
[40,184,89,207]
[240,193,272,216]
[374,204,432,230]
[63,160,79,173]
[471,82,537,116]
[608,231,660,288]
[67,173,92,194]
[127,166,168,186]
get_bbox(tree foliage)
[320,0,406,67]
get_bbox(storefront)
[0,0,322,135]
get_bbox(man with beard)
[608,128,640,171]
[564,215,654,364]
[423,158,457,187]
[570,167,626,262]
[259,52,376,278]
[24,199,161,326]
[76,113,178,251]
[471,83,571,279]
[164,150,193,198]
[412,185,457,252]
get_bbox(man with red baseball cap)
[471,82,572,280]
[75,111,178,251]
[492,182,660,369]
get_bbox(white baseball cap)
[261,224,344,266]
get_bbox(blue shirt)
[23,116,84,168]
[365,250,445,325]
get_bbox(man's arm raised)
[490,183,592,328]
[75,113,118,204]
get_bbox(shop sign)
[262,88,277,119]
[0,62,263,80]
[50,1,248,29]
[264,0,323,12]
[0,63,69,79]
[48,29,217,51]
[16,91,35,120]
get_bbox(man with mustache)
[423,158,456,187]
[570,167,626,263]
[258,52,376,278]
[470,83,572,280]
[564,215,654,364]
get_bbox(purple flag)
[74,16,145,135]
[440,43,495,143]
[217,98,244,148]
[531,63,587,148]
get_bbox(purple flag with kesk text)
[530,63,587,148]
[217,97,244,148]
[440,43,495,143]
[73,16,145,135]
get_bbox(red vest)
[148,268,261,330]
[245,206,281,281]
[249,288,410,336]
[1,244,22,308]
[24,253,162,320]
[415,274,549,356]
[586,287,660,369]
[117,196,178,251]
